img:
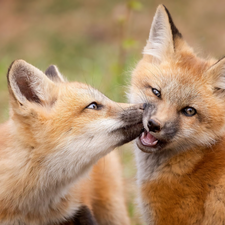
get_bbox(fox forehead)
[59,81,109,105]
[133,57,215,107]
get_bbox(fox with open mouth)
[129,4,225,225]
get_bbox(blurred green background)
[0,0,225,224]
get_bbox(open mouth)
[136,129,167,153]
[140,129,158,147]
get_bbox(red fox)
[0,59,144,225]
[129,4,225,225]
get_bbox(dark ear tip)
[160,4,182,40]
[45,65,58,76]
[45,64,64,82]
[161,5,170,18]
[162,4,168,10]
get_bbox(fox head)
[7,60,143,180]
[129,5,225,153]
[3,60,144,225]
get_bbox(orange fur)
[0,60,144,224]
[129,5,225,225]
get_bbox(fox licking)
[0,60,144,225]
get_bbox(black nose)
[148,119,161,133]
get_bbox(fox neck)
[2,120,113,219]
[134,140,222,185]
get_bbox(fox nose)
[148,119,161,133]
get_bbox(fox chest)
[140,177,207,225]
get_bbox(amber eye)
[152,88,161,98]
[86,102,98,110]
[182,107,197,117]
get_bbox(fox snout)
[115,103,145,146]
[120,103,145,125]
[142,103,178,138]
[136,103,179,153]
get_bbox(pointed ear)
[143,5,182,62]
[7,60,56,106]
[206,57,225,92]
[45,65,65,83]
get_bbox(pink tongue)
[140,131,158,147]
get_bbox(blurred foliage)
[128,0,143,11]
[0,0,225,224]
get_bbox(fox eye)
[152,88,161,98]
[86,102,98,110]
[182,107,197,117]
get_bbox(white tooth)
[153,140,158,145]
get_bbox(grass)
[0,0,225,224]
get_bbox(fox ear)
[7,60,56,106]
[45,65,65,83]
[207,57,225,92]
[143,5,182,62]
